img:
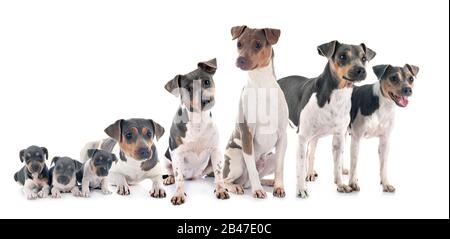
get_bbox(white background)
[0,0,448,219]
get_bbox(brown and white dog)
[223,26,288,199]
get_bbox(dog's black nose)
[31,163,40,172]
[57,176,69,185]
[236,57,247,68]
[356,67,366,77]
[402,87,412,96]
[138,148,150,158]
[201,100,211,107]
[98,168,108,176]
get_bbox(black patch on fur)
[168,107,188,151]
[164,148,171,161]
[278,63,338,128]
[100,138,117,153]
[76,162,85,183]
[350,84,380,124]
[119,151,127,162]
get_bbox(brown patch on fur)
[240,119,253,155]
[330,62,352,89]
[119,127,141,159]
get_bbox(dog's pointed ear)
[318,40,339,58]
[373,65,392,80]
[263,28,281,45]
[87,149,97,159]
[51,156,60,166]
[360,43,376,61]
[198,58,217,75]
[74,160,83,172]
[149,119,165,141]
[104,119,123,141]
[231,25,247,40]
[165,75,182,97]
[405,64,419,76]
[111,154,118,164]
[20,149,26,162]
[41,147,48,160]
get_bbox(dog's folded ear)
[231,25,247,40]
[149,119,165,141]
[51,156,60,166]
[19,149,26,162]
[41,147,48,160]
[373,65,392,80]
[198,58,217,75]
[263,28,281,45]
[405,64,419,76]
[165,75,182,97]
[87,149,98,158]
[74,160,83,172]
[360,43,376,61]
[105,119,124,141]
[318,40,339,59]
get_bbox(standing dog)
[49,156,82,198]
[76,149,117,197]
[278,40,376,197]
[14,146,50,199]
[348,64,419,192]
[163,58,229,205]
[223,25,288,199]
[81,118,166,198]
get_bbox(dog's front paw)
[37,189,49,198]
[382,184,396,193]
[171,193,186,205]
[26,192,38,200]
[163,175,175,185]
[252,189,267,199]
[306,171,318,181]
[214,187,230,200]
[273,187,286,198]
[297,188,309,198]
[117,185,130,196]
[81,190,90,198]
[102,188,112,195]
[51,190,61,199]
[72,189,82,197]
[349,182,360,191]
[337,184,353,193]
[224,183,244,195]
[150,188,166,198]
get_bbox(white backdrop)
[0,0,448,219]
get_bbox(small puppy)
[76,149,117,197]
[163,58,229,205]
[49,156,83,198]
[14,146,50,199]
[348,64,419,192]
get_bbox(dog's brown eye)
[339,54,347,61]
[255,42,262,49]
[390,76,399,83]
[204,80,210,87]
[237,42,242,48]
[146,130,152,138]
[362,56,367,62]
[125,132,133,140]
[408,76,414,83]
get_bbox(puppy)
[278,40,376,197]
[223,26,288,199]
[163,58,229,205]
[49,156,83,198]
[348,64,419,192]
[81,118,166,198]
[76,149,117,197]
[14,146,50,199]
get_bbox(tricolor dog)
[49,156,82,198]
[223,25,288,199]
[14,146,50,199]
[163,58,230,205]
[81,118,166,198]
[348,64,419,192]
[278,40,376,197]
[76,149,117,197]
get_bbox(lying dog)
[81,118,166,198]
[348,64,419,192]
[163,58,229,205]
[49,156,83,198]
[76,149,117,197]
[14,146,50,199]
[278,40,376,197]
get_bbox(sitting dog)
[49,156,83,198]
[81,118,166,198]
[14,146,50,199]
[163,58,229,205]
[223,25,288,199]
[348,64,419,192]
[76,149,117,197]
[278,40,376,197]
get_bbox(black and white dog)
[163,58,229,205]
[278,40,376,197]
[348,64,419,192]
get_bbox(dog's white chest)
[360,103,395,138]
[300,88,352,137]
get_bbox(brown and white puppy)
[348,64,419,192]
[49,156,83,198]
[14,146,50,199]
[163,58,229,205]
[81,118,166,198]
[223,26,288,199]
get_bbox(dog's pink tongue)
[397,96,409,107]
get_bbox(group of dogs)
[14,25,419,205]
